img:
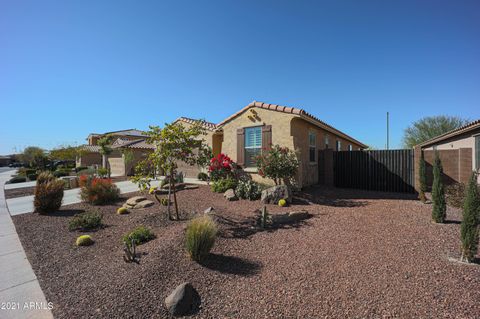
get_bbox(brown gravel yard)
[4,186,36,199]
[12,186,480,318]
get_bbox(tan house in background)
[77,129,154,176]
[414,119,480,188]
[175,101,366,187]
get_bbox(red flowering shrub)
[208,153,234,181]
[80,176,119,205]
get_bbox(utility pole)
[386,112,390,150]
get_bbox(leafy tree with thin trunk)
[461,172,480,263]
[97,135,114,177]
[133,122,209,220]
[402,116,469,148]
[431,152,446,223]
[122,149,135,176]
[19,146,48,168]
[419,152,427,202]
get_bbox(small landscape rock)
[165,282,196,316]
[126,196,147,206]
[204,207,215,214]
[133,200,155,209]
[224,189,237,201]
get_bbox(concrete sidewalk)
[0,170,53,319]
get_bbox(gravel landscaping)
[12,186,480,318]
[4,186,36,199]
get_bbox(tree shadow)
[444,220,461,225]
[200,253,262,277]
[292,195,369,208]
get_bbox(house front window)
[348,144,353,151]
[325,134,330,149]
[245,126,262,167]
[336,140,341,151]
[309,132,316,162]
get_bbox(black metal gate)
[333,150,415,193]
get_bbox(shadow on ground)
[200,253,262,276]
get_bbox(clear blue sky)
[1,0,479,154]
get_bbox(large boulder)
[261,185,292,204]
[224,189,237,201]
[165,282,197,316]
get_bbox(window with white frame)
[244,126,262,167]
[309,132,316,162]
[325,134,330,149]
[348,144,353,151]
[336,140,341,151]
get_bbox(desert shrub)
[34,176,64,214]
[460,172,480,262]
[69,211,103,231]
[80,177,120,205]
[9,176,27,183]
[235,178,261,200]
[75,166,88,173]
[256,145,299,185]
[431,152,446,223]
[278,199,287,207]
[97,167,108,178]
[445,183,467,208]
[76,235,94,246]
[53,169,70,178]
[197,172,209,181]
[211,177,237,193]
[160,198,169,206]
[208,153,234,181]
[27,173,38,181]
[185,215,217,262]
[123,226,155,247]
[117,207,129,215]
[148,186,157,194]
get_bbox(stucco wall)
[77,152,102,167]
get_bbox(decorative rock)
[165,282,196,316]
[224,189,237,201]
[261,185,292,204]
[133,200,155,209]
[288,210,310,221]
[126,196,147,206]
[204,207,214,214]
[271,210,309,225]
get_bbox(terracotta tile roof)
[174,117,218,131]
[88,129,147,138]
[111,138,155,150]
[418,119,480,147]
[81,145,101,152]
[217,101,367,148]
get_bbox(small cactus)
[117,207,129,215]
[76,235,94,246]
[278,199,287,207]
[148,187,157,195]
[160,198,169,206]
[259,206,270,229]
[123,238,137,263]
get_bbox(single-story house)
[414,119,480,188]
[77,129,154,176]
[175,101,366,187]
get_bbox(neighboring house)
[175,101,366,187]
[414,119,480,188]
[77,129,154,176]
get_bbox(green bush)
[460,172,480,262]
[34,176,64,214]
[9,176,27,183]
[185,215,217,262]
[432,152,446,223]
[76,235,94,246]
[235,178,261,200]
[256,145,299,185]
[27,173,38,181]
[53,169,69,178]
[123,226,155,247]
[97,167,108,178]
[197,172,209,181]
[211,177,238,193]
[69,211,103,231]
[75,166,88,173]
[80,177,120,205]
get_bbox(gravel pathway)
[12,186,480,318]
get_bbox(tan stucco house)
[77,129,154,176]
[175,101,366,187]
[414,119,480,188]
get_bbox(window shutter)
[262,125,272,151]
[237,128,245,166]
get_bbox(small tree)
[431,152,446,223]
[122,149,135,176]
[49,145,85,162]
[460,172,480,263]
[97,135,114,177]
[256,145,299,185]
[19,146,47,168]
[419,152,427,202]
[133,122,209,220]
